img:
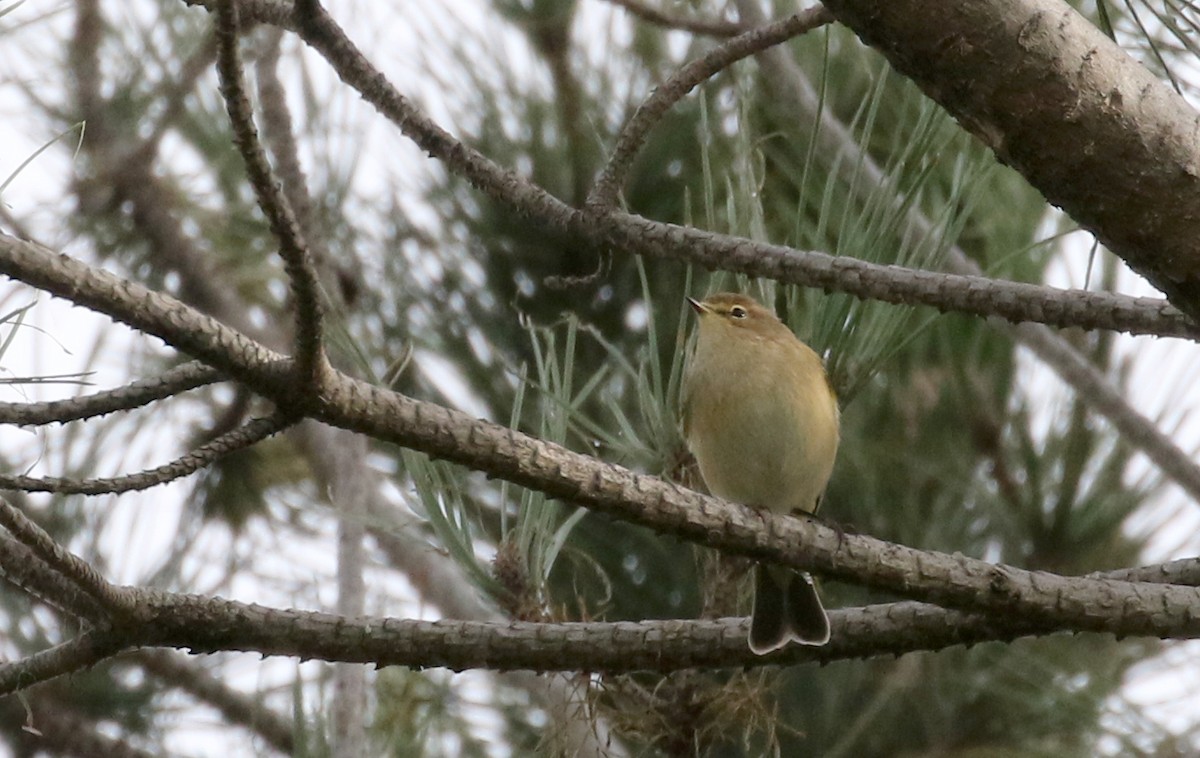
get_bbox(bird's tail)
[749,564,830,654]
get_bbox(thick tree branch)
[0,534,108,621]
[0,498,133,619]
[2,234,1199,642]
[182,0,1200,340]
[819,0,1200,321]
[3,553,1200,690]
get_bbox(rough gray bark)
[821,0,1200,318]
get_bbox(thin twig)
[588,5,834,208]
[256,28,347,299]
[0,413,294,496]
[0,630,125,695]
[133,34,219,166]
[606,0,746,37]
[0,361,222,426]
[1013,321,1200,502]
[256,30,315,236]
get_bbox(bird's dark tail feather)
[749,565,830,655]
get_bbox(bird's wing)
[680,375,694,441]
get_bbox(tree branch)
[588,5,834,207]
[3,233,1198,635]
[0,534,108,621]
[0,361,222,426]
[0,630,124,696]
[819,0,1200,321]
[3,553,1199,691]
[0,413,295,495]
[598,213,1199,338]
[0,498,133,619]
[182,0,1200,341]
[605,0,746,37]
[213,0,327,386]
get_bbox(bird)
[682,292,840,654]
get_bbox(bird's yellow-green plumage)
[682,292,840,654]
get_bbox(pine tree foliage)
[0,0,1194,755]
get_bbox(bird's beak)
[687,297,707,315]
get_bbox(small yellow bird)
[682,292,840,653]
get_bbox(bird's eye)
[729,306,747,319]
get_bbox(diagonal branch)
[818,0,1200,321]
[3,233,1199,640]
[598,213,1200,339]
[0,630,125,696]
[185,0,1200,341]
[0,498,133,618]
[255,26,356,309]
[213,0,326,386]
[0,534,108,621]
[1013,320,1200,502]
[587,5,834,208]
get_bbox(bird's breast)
[685,346,838,515]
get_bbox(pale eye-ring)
[729,306,748,319]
